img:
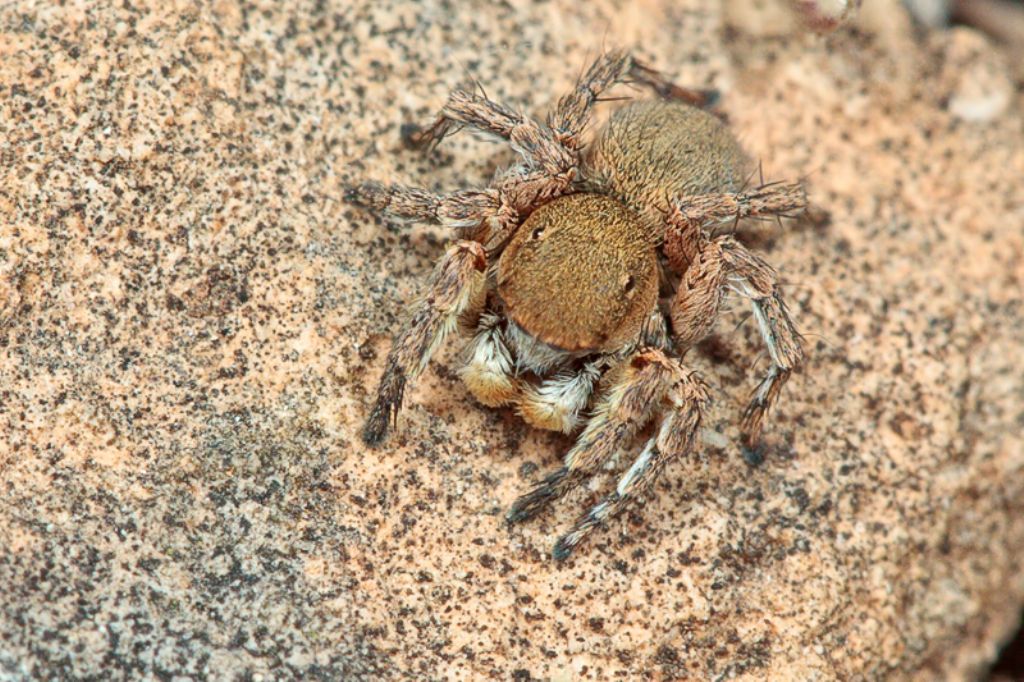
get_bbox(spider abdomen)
[496,193,658,354]
[586,100,750,231]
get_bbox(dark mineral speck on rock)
[1,0,1023,680]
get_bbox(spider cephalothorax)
[346,51,807,559]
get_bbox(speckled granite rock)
[1,0,1022,679]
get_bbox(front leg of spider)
[505,349,709,560]
[553,367,710,561]
[362,241,488,446]
[343,181,510,235]
[721,240,806,462]
[506,350,676,524]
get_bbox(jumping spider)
[346,51,807,560]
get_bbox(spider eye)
[531,226,545,240]
[623,275,636,293]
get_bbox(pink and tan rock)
[1,0,1022,679]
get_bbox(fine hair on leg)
[506,349,677,524]
[362,241,488,445]
[665,229,805,463]
[344,180,507,232]
[721,239,805,458]
[404,88,575,177]
[549,49,719,149]
[553,367,710,560]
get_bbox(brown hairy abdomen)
[585,100,751,231]
[497,193,658,353]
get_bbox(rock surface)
[1,0,1023,679]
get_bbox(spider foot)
[552,499,611,561]
[361,416,388,446]
[400,121,450,151]
[506,467,573,524]
[552,532,582,562]
[362,370,405,447]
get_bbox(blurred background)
[913,0,1023,84]
[915,3,1024,679]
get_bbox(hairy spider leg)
[362,241,488,445]
[553,367,710,560]
[506,348,676,524]
[663,181,807,463]
[404,88,575,177]
[549,49,719,150]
